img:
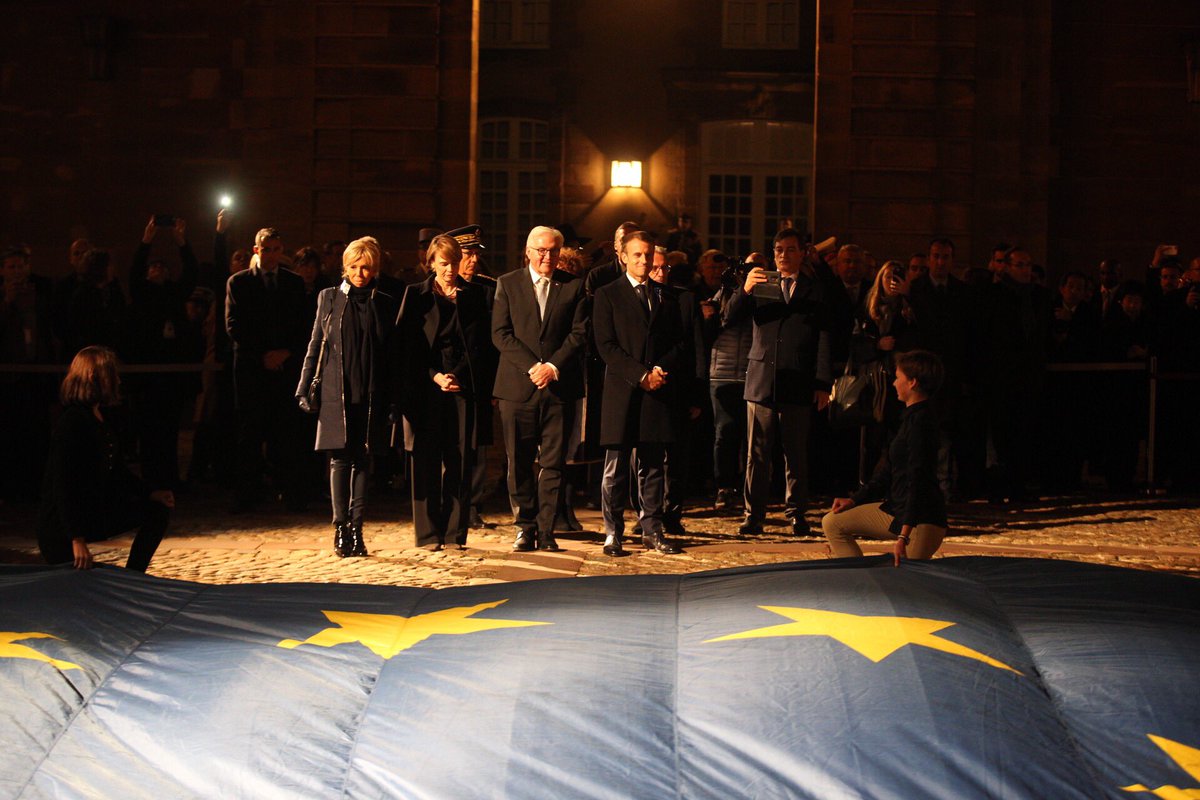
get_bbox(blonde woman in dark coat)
[296,236,398,557]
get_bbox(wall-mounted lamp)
[610,160,643,189]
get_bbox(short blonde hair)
[60,346,122,407]
[342,236,382,273]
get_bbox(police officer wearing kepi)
[446,224,499,529]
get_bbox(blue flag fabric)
[1,557,1197,799]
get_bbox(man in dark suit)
[729,228,832,537]
[584,220,639,297]
[492,225,589,552]
[225,226,311,512]
[592,231,688,555]
[907,237,978,498]
[448,224,499,528]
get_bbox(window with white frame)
[723,0,800,49]
[478,118,549,273]
[481,0,550,48]
[701,120,812,258]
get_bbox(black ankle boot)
[348,521,368,557]
[333,522,352,558]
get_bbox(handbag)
[829,324,886,428]
[298,313,330,415]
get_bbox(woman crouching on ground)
[822,349,946,565]
[296,236,398,557]
[38,346,174,571]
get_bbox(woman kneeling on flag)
[822,349,947,565]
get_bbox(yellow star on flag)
[1121,734,1200,799]
[278,600,551,659]
[0,631,81,671]
[705,606,1020,674]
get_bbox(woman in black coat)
[38,346,174,571]
[822,350,947,565]
[394,234,491,551]
[296,236,397,557]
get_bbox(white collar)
[528,265,551,285]
[625,272,647,289]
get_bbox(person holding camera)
[728,228,832,537]
[296,236,398,558]
[699,249,754,511]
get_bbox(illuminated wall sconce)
[610,160,643,188]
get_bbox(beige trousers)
[821,501,945,559]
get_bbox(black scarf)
[341,283,376,404]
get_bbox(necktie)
[782,277,794,303]
[536,277,549,320]
[265,271,277,292]
[635,283,650,317]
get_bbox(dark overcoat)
[393,275,490,452]
[592,277,688,447]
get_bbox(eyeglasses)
[529,247,560,259]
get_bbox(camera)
[154,214,175,227]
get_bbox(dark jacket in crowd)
[726,269,833,406]
[983,275,1052,382]
[491,267,589,403]
[851,399,946,534]
[36,404,147,552]
[393,275,491,452]
[225,265,310,377]
[463,272,499,446]
[703,284,753,382]
[297,281,399,453]
[592,276,690,447]
[53,273,127,361]
[1049,297,1102,363]
[0,273,55,366]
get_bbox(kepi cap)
[446,224,486,250]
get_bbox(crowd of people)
[3,210,1198,571]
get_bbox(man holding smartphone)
[728,228,832,537]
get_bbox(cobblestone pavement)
[2,486,1198,587]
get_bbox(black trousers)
[328,403,370,525]
[499,392,573,537]
[39,495,169,572]
[744,401,811,522]
[410,392,474,546]
[233,366,304,505]
[601,442,667,539]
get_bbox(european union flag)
[1,557,1196,798]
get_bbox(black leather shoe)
[468,509,487,529]
[559,504,583,532]
[538,534,563,552]
[642,531,683,554]
[333,523,352,558]
[602,540,628,557]
[790,519,812,538]
[346,521,368,557]
[737,519,763,537]
[513,531,536,552]
[663,515,687,537]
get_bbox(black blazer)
[852,399,946,533]
[727,270,832,406]
[393,276,490,451]
[491,267,588,403]
[225,266,310,375]
[296,282,398,452]
[37,405,148,552]
[464,273,499,444]
[592,276,687,447]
